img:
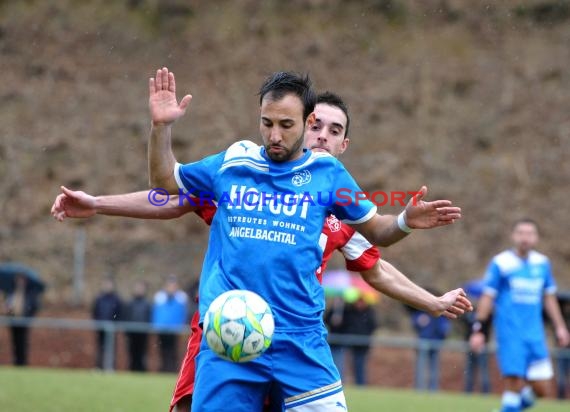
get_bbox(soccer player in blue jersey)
[147,67,463,411]
[52,90,472,411]
[470,218,570,412]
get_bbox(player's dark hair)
[317,91,350,138]
[258,72,317,122]
[512,217,540,233]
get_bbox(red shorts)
[169,310,201,411]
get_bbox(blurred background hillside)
[1,0,569,321]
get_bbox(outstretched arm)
[544,294,570,347]
[351,186,462,247]
[148,67,192,193]
[51,186,196,221]
[360,260,472,319]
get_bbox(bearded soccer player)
[52,91,470,410]
[56,68,468,410]
[470,219,569,412]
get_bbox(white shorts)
[526,358,554,381]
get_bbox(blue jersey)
[483,249,557,343]
[175,140,377,331]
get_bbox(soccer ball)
[203,290,275,362]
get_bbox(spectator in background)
[463,309,492,394]
[5,273,42,366]
[92,277,122,369]
[342,296,377,386]
[411,300,450,391]
[324,296,348,378]
[124,280,151,372]
[462,279,492,394]
[152,274,188,373]
[555,292,570,399]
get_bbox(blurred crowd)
[91,274,197,373]
[1,265,569,399]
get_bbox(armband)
[471,321,483,333]
[397,211,412,233]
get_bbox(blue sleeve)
[174,151,226,195]
[330,161,377,224]
[410,312,422,333]
[482,260,501,297]
[543,260,557,295]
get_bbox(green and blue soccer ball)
[204,290,275,362]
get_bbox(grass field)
[0,367,568,411]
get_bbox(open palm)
[149,67,192,125]
[405,186,462,229]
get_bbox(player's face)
[511,222,539,255]
[260,93,307,162]
[305,103,349,158]
[164,280,178,295]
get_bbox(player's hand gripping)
[51,186,96,221]
[149,67,193,126]
[433,288,473,319]
[404,186,462,229]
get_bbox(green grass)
[0,367,568,411]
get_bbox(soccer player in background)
[145,67,466,410]
[52,91,472,410]
[470,218,570,412]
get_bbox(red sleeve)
[341,228,381,272]
[316,215,380,281]
[193,202,217,226]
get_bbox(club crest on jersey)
[326,215,342,232]
[292,170,311,187]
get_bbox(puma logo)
[335,401,347,410]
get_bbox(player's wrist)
[151,120,174,127]
[93,196,106,214]
[471,319,488,338]
[555,325,569,335]
[471,321,483,333]
[397,211,413,233]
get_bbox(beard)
[265,132,305,162]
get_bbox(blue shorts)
[192,326,347,411]
[497,337,552,380]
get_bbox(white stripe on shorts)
[285,381,347,411]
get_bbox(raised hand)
[149,67,193,125]
[404,186,462,229]
[51,186,97,221]
[434,288,473,319]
